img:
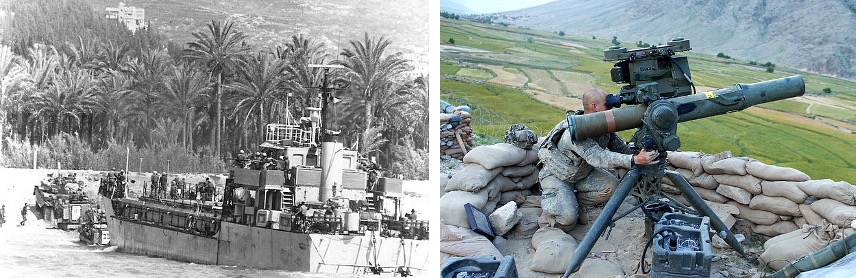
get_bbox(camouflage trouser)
[539,168,620,227]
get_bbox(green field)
[441,18,856,182]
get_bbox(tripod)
[562,157,747,277]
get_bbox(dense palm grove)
[0,0,428,179]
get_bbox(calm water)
[0,224,366,277]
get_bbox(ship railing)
[265,123,318,148]
[111,199,220,237]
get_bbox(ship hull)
[99,197,428,274]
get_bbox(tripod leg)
[563,169,641,277]
[664,170,747,258]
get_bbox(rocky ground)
[440,158,769,278]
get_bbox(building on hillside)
[105,2,147,32]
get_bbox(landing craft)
[97,67,429,275]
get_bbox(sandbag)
[761,181,809,204]
[577,258,625,278]
[530,227,579,274]
[714,174,762,195]
[501,164,537,178]
[518,148,540,166]
[516,171,540,190]
[463,143,526,170]
[810,199,856,228]
[797,179,856,206]
[694,187,730,203]
[445,163,502,192]
[795,217,807,227]
[483,198,499,215]
[752,221,799,237]
[689,173,719,190]
[439,189,490,227]
[498,190,529,206]
[799,204,823,227]
[540,176,579,227]
[509,207,542,239]
[440,223,463,242]
[727,201,779,225]
[702,156,749,175]
[660,183,682,195]
[492,175,519,192]
[759,223,843,271]
[489,202,522,236]
[521,195,541,208]
[715,184,751,204]
[667,151,705,176]
[746,160,810,182]
[763,225,807,250]
[749,195,801,217]
[440,174,450,197]
[440,225,504,259]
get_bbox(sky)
[454,0,558,14]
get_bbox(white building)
[105,2,147,32]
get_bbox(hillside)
[494,0,856,80]
[440,18,856,182]
[87,0,428,69]
[440,0,478,15]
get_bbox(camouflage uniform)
[538,118,634,227]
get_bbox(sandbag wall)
[665,151,856,237]
[439,142,542,260]
[439,110,474,160]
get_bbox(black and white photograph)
[0,0,431,276]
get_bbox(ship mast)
[308,64,347,203]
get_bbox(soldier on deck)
[150,171,159,198]
[159,172,168,199]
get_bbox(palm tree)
[161,63,210,149]
[184,20,250,158]
[94,40,133,74]
[18,44,60,142]
[338,33,410,153]
[94,71,137,142]
[279,34,330,117]
[29,67,98,137]
[0,45,32,143]
[227,53,288,147]
[126,48,170,144]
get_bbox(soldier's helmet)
[504,124,538,150]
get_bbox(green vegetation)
[441,18,856,182]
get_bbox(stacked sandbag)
[440,223,504,263]
[530,227,579,274]
[664,151,856,237]
[759,221,849,271]
[439,110,474,160]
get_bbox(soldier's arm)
[608,133,632,154]
[561,132,632,169]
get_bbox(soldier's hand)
[634,149,660,165]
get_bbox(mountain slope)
[440,0,478,15]
[88,0,428,69]
[497,0,856,80]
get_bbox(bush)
[448,37,455,44]
[1,133,226,173]
[558,31,565,36]
[749,61,757,65]
[611,36,620,45]
[766,66,775,73]
[592,36,596,40]
[822,87,832,94]
[717,52,731,59]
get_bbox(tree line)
[0,0,428,179]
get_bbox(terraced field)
[441,18,856,182]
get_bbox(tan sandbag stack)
[664,151,856,238]
[439,142,541,235]
[440,111,474,160]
